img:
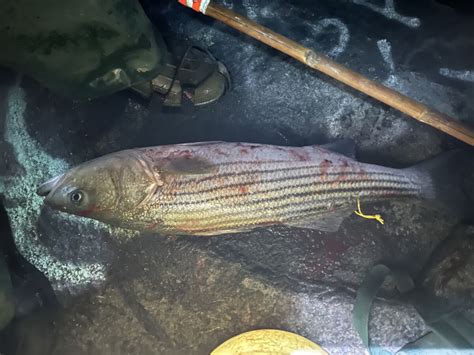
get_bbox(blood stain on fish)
[320,159,332,180]
[238,185,249,195]
[78,204,99,217]
[357,167,369,180]
[290,149,310,161]
[337,160,350,182]
[214,148,228,157]
[176,150,193,158]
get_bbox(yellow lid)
[211,329,328,355]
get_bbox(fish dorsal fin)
[319,139,356,159]
[161,156,218,175]
[286,210,352,233]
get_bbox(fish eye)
[70,190,84,204]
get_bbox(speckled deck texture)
[0,0,473,354]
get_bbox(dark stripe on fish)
[167,189,415,234]
[176,171,406,197]
[164,185,418,225]
[176,162,401,187]
[164,177,417,207]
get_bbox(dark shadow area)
[436,0,474,13]
[0,200,59,355]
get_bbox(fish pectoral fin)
[287,211,351,233]
[162,156,218,175]
[319,139,356,159]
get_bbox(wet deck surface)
[1,0,474,354]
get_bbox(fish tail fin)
[405,150,471,218]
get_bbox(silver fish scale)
[152,159,421,235]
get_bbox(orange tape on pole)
[178,0,210,13]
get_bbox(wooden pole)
[178,1,474,146]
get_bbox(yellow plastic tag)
[354,197,384,225]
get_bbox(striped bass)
[36,141,457,236]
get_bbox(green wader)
[0,0,166,99]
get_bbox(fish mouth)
[36,174,64,197]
